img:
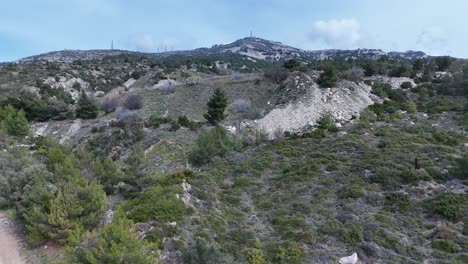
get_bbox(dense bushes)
[189,126,240,166]
[264,66,289,84]
[19,147,106,245]
[428,193,463,222]
[65,208,160,264]
[124,185,186,223]
[2,91,72,121]
[0,105,29,136]
[182,238,223,264]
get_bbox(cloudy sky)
[1,0,467,62]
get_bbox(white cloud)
[309,18,361,49]
[416,27,448,55]
[129,34,155,52]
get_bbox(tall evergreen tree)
[204,88,228,125]
[76,91,98,119]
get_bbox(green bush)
[318,65,338,88]
[430,193,462,222]
[124,185,186,222]
[76,91,98,119]
[0,105,30,136]
[317,114,338,132]
[431,239,461,253]
[189,126,240,166]
[65,208,160,264]
[182,238,223,264]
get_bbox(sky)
[1,0,467,62]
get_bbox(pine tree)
[76,91,98,119]
[65,208,160,264]
[204,88,228,125]
[0,105,30,136]
[318,65,338,88]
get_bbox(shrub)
[65,208,160,264]
[317,114,338,132]
[452,154,467,179]
[124,94,144,110]
[231,99,251,115]
[100,97,119,113]
[406,100,417,113]
[189,126,239,166]
[431,239,461,253]
[75,92,98,119]
[182,238,223,264]
[400,81,413,89]
[385,192,411,212]
[186,76,201,86]
[124,185,186,222]
[430,193,462,222]
[204,88,228,125]
[21,173,106,245]
[159,81,176,93]
[246,248,266,264]
[0,105,30,136]
[114,110,142,126]
[318,65,338,88]
[264,67,289,84]
[147,115,172,128]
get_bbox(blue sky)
[1,0,467,62]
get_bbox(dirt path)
[0,212,25,264]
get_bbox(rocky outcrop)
[250,72,379,137]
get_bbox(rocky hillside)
[0,44,466,264]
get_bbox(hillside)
[0,40,466,264]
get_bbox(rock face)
[251,72,379,137]
[339,252,358,264]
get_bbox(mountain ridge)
[11,37,440,64]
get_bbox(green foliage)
[93,157,123,194]
[431,239,461,253]
[65,208,160,264]
[22,175,105,245]
[124,185,186,222]
[2,91,72,121]
[272,245,305,264]
[0,105,30,136]
[204,88,228,125]
[75,91,98,119]
[317,114,338,132]
[147,115,172,128]
[452,154,467,179]
[246,248,266,264]
[385,192,411,212]
[429,193,462,222]
[434,56,453,71]
[182,238,223,264]
[406,100,417,113]
[318,65,338,88]
[189,126,239,166]
[283,59,305,71]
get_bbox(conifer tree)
[204,88,228,125]
[0,105,30,136]
[65,208,160,264]
[76,91,98,119]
